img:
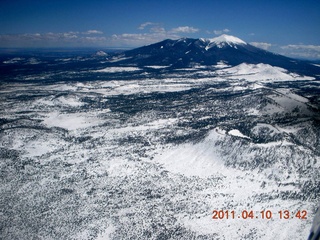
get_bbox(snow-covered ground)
[216,63,314,81]
[0,60,319,239]
[94,66,142,73]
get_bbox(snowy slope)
[216,63,314,81]
[0,46,319,240]
[205,34,247,49]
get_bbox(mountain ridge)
[106,34,320,77]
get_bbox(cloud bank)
[280,44,320,59]
[0,23,319,60]
[248,42,320,59]
[0,31,107,48]
[0,23,201,48]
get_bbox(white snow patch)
[232,86,247,91]
[154,128,227,177]
[275,124,303,134]
[228,129,250,139]
[42,112,102,130]
[247,108,259,115]
[111,118,178,133]
[249,83,264,90]
[95,51,108,56]
[192,64,208,69]
[55,96,84,107]
[57,58,73,62]
[275,88,309,103]
[262,103,283,114]
[3,57,24,64]
[46,84,78,91]
[145,65,169,69]
[206,34,247,49]
[94,67,141,73]
[269,94,311,114]
[216,63,314,81]
[175,68,198,71]
[108,56,132,62]
[80,79,194,95]
[96,225,116,240]
[26,58,41,65]
[33,95,83,107]
[214,61,231,69]
[24,140,57,157]
[252,123,280,134]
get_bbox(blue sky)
[0,0,319,59]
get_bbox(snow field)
[0,71,318,239]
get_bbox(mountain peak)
[106,34,320,77]
[205,34,247,49]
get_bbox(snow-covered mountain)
[0,36,319,239]
[105,34,320,77]
[201,34,247,49]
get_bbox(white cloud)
[170,26,199,33]
[139,23,199,34]
[82,30,103,35]
[110,31,180,47]
[138,22,155,30]
[281,44,320,51]
[0,25,185,48]
[150,26,166,34]
[213,29,230,35]
[2,28,319,59]
[109,22,199,47]
[138,22,166,34]
[0,31,107,48]
[250,42,272,50]
[108,23,199,47]
[0,20,204,48]
[280,44,320,59]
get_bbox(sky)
[0,0,320,59]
